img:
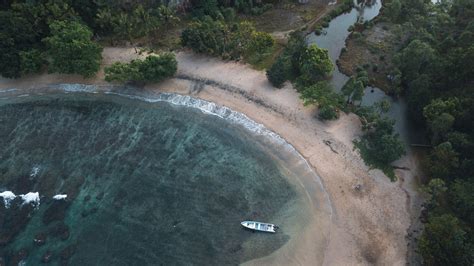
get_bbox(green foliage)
[427,142,460,180]
[423,98,460,144]
[105,53,177,84]
[44,20,102,77]
[299,81,344,120]
[318,104,340,120]
[342,70,368,104]
[450,179,474,224]
[95,5,166,41]
[299,45,333,83]
[266,56,288,88]
[105,61,141,83]
[0,9,37,78]
[181,17,274,64]
[394,39,439,83]
[386,0,402,22]
[419,214,474,266]
[366,0,474,262]
[355,106,405,180]
[423,178,447,208]
[19,49,45,75]
[138,53,178,83]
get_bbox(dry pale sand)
[0,48,420,265]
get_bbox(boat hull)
[241,221,277,233]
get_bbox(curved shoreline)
[0,85,334,265]
[0,49,416,265]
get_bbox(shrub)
[19,49,45,75]
[299,44,333,83]
[44,20,103,78]
[266,55,288,88]
[319,104,339,120]
[105,53,177,84]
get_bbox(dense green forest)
[381,0,474,263]
[0,0,278,79]
[0,0,184,79]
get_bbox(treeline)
[0,0,179,79]
[0,0,278,80]
[383,0,474,263]
[181,15,274,64]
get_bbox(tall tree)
[43,20,102,77]
[299,44,333,83]
[419,214,474,265]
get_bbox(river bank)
[0,48,416,264]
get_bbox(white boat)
[241,221,278,233]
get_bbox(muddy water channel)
[307,0,421,144]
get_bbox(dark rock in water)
[9,248,28,266]
[48,222,70,241]
[95,192,104,200]
[42,200,70,225]
[81,207,98,218]
[38,173,62,197]
[7,175,35,194]
[41,250,53,264]
[0,203,33,246]
[34,232,47,246]
[59,244,76,265]
[62,176,85,199]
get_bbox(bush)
[419,214,474,265]
[299,44,333,83]
[319,104,339,120]
[266,55,287,88]
[105,53,177,84]
[19,49,45,75]
[44,20,103,78]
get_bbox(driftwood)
[392,165,411,170]
[323,140,339,154]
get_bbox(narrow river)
[306,0,422,144]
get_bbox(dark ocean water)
[0,93,306,265]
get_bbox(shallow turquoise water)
[0,93,306,265]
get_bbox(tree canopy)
[181,16,274,62]
[299,44,333,83]
[105,53,177,84]
[43,20,102,77]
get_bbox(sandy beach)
[0,48,420,265]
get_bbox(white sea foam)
[60,83,98,93]
[30,166,41,178]
[0,191,16,208]
[53,194,68,200]
[0,88,18,93]
[104,92,290,148]
[0,191,41,208]
[19,192,40,207]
